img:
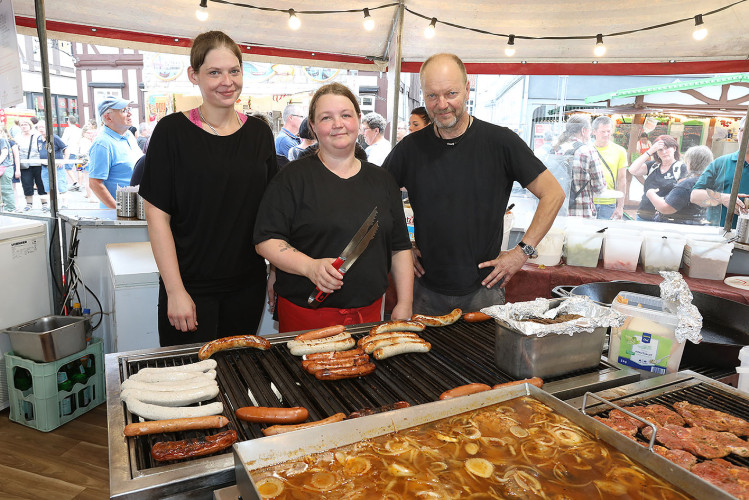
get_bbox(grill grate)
[123,321,614,471]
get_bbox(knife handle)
[307,257,345,308]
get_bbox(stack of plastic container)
[640,231,686,274]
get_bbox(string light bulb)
[593,34,606,57]
[288,9,301,30]
[505,35,516,57]
[195,0,208,21]
[424,18,437,39]
[692,14,707,40]
[363,8,375,31]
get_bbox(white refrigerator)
[106,242,161,352]
[0,216,52,410]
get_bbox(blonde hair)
[190,31,242,71]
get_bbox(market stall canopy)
[585,73,749,117]
[12,0,749,75]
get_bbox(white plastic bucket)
[603,229,644,272]
[564,227,603,267]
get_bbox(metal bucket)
[136,194,146,220]
[116,190,137,218]
[738,213,749,244]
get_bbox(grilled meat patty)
[653,445,698,468]
[609,404,685,429]
[674,401,749,437]
[593,416,638,439]
[691,459,749,500]
[642,424,749,459]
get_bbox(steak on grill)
[691,459,749,500]
[653,445,697,469]
[609,404,685,428]
[593,416,638,439]
[642,424,749,459]
[674,401,749,437]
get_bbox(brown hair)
[654,135,681,162]
[419,53,468,85]
[190,31,242,71]
[308,82,361,124]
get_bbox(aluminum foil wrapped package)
[659,271,703,343]
[481,296,625,338]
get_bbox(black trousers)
[157,279,266,347]
[20,166,46,197]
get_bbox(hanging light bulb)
[593,34,606,57]
[424,18,437,39]
[505,35,516,57]
[195,0,208,21]
[363,8,375,31]
[692,14,707,40]
[288,9,301,30]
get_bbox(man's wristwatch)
[517,240,538,258]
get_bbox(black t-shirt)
[638,160,681,220]
[383,118,547,295]
[655,176,705,224]
[253,155,411,309]
[139,112,277,293]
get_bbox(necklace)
[435,116,473,146]
[198,106,241,136]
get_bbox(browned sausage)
[198,335,270,360]
[262,413,346,436]
[150,430,237,461]
[235,406,309,424]
[411,308,462,327]
[369,320,426,335]
[314,362,376,380]
[372,341,431,360]
[439,383,492,400]
[348,401,410,419]
[358,331,421,347]
[302,355,370,373]
[463,312,492,323]
[294,324,346,341]
[124,415,230,437]
[492,377,543,390]
[304,347,364,361]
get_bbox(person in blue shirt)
[691,117,749,228]
[274,103,305,158]
[88,96,143,208]
[36,121,69,210]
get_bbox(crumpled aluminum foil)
[481,296,625,338]
[658,271,703,343]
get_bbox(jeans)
[595,203,616,220]
[0,165,15,211]
[41,165,68,193]
[413,277,506,316]
[20,166,45,197]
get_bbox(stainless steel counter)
[60,208,147,227]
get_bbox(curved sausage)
[304,347,364,361]
[302,355,370,373]
[293,325,346,342]
[124,415,229,437]
[289,337,356,356]
[125,398,224,420]
[411,308,462,327]
[362,336,424,354]
[373,341,431,360]
[262,413,346,436]
[198,335,271,360]
[439,383,492,400]
[314,362,376,380]
[129,370,211,383]
[121,384,219,407]
[348,401,411,419]
[358,331,420,348]
[135,359,217,375]
[369,320,426,335]
[151,430,237,462]
[121,377,217,393]
[287,332,351,349]
[463,312,493,323]
[492,377,543,390]
[235,406,309,424]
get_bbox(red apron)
[277,296,383,333]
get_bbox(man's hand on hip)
[478,246,527,289]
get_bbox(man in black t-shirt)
[383,54,565,315]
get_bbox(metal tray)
[3,315,90,362]
[233,383,731,500]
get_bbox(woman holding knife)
[254,83,413,333]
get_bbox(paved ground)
[1,172,102,216]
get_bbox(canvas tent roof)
[12,0,749,75]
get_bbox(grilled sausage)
[373,341,431,360]
[411,308,462,327]
[492,377,543,390]
[151,430,237,462]
[235,406,309,424]
[124,415,230,437]
[358,331,421,348]
[302,355,370,373]
[314,362,376,380]
[262,413,346,436]
[362,336,425,354]
[439,383,492,400]
[135,359,217,376]
[369,320,426,335]
[463,312,492,323]
[125,397,224,420]
[198,334,271,360]
[293,325,346,342]
[348,401,411,419]
[304,347,365,361]
[121,377,217,393]
[289,337,356,356]
[121,384,219,407]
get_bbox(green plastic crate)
[5,338,105,432]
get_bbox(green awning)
[585,73,749,104]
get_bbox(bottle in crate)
[14,367,32,393]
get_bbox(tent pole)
[389,2,404,146]
[723,107,749,234]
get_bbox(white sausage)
[121,384,220,407]
[129,369,217,383]
[289,338,356,356]
[134,359,217,376]
[287,332,351,350]
[373,341,431,360]
[121,377,218,393]
[125,397,224,420]
[363,336,425,354]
